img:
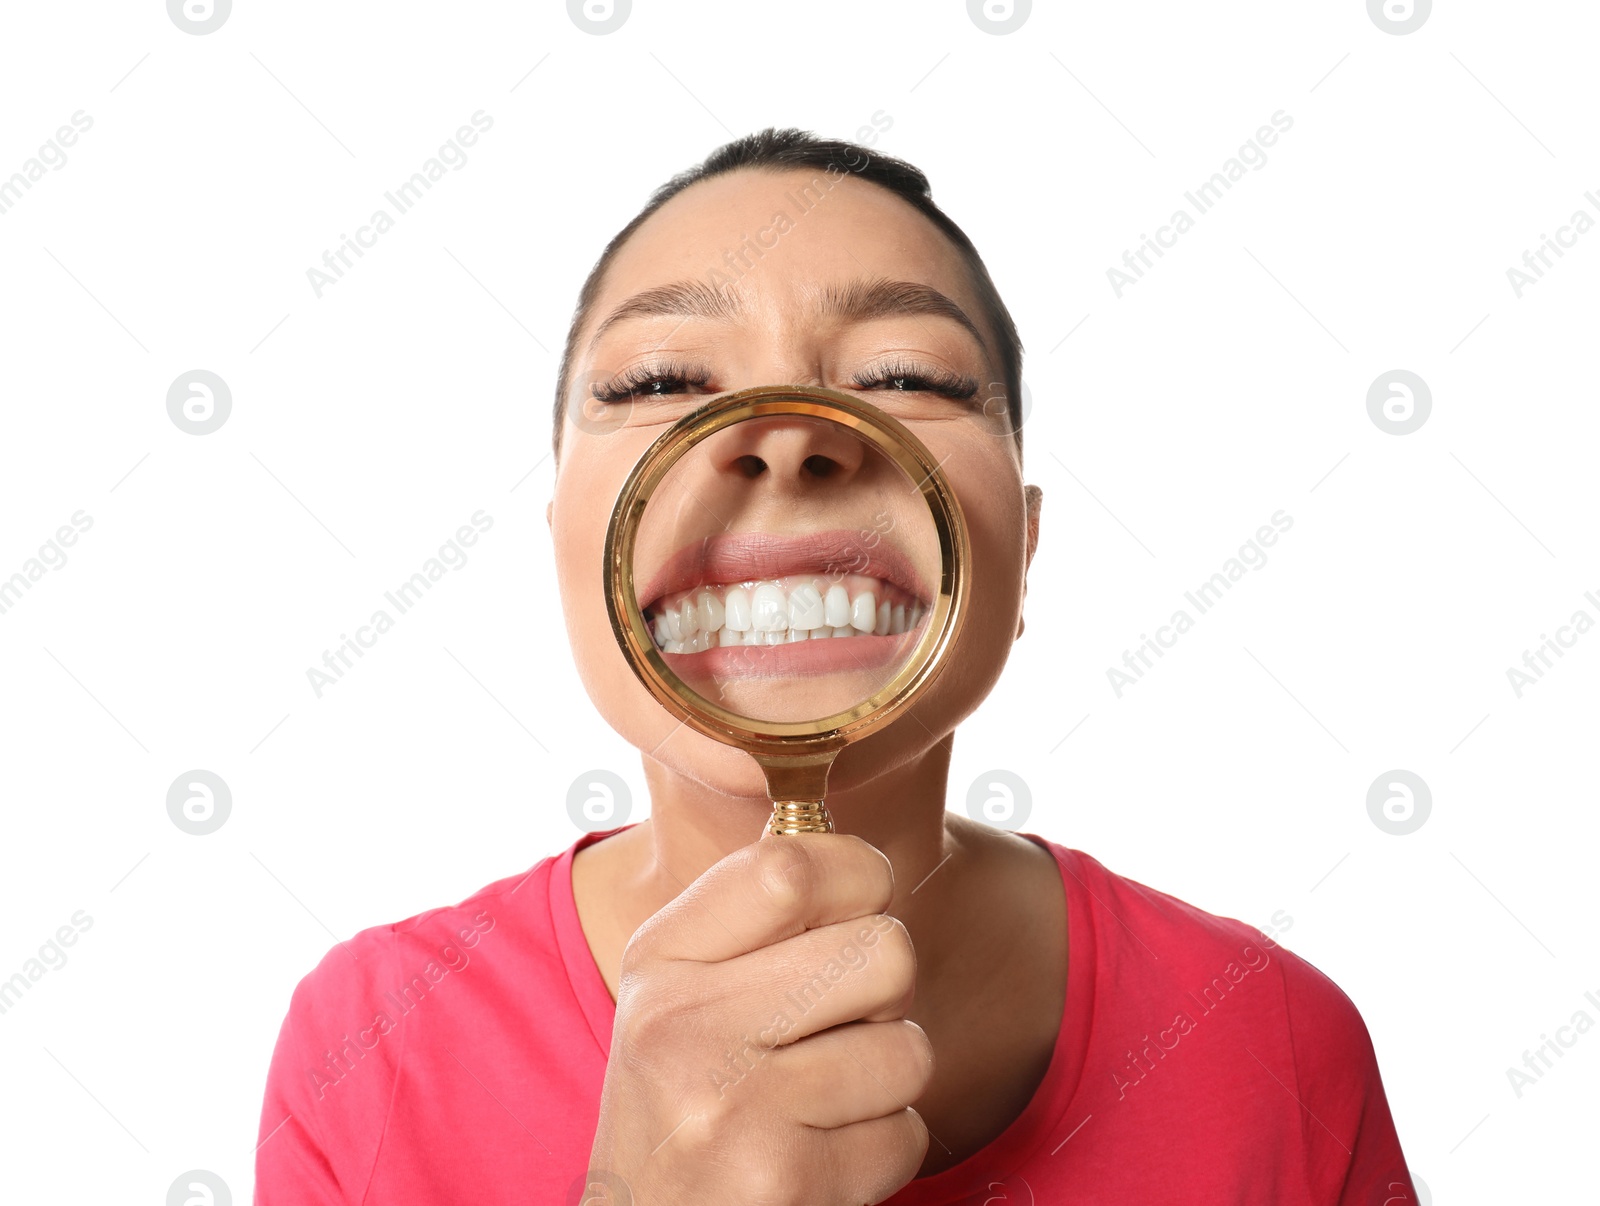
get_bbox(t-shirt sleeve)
[1278,951,1419,1205]
[253,936,402,1206]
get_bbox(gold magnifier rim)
[603,384,969,758]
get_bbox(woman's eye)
[593,376,676,402]
[592,367,711,404]
[853,366,980,401]
[629,377,682,397]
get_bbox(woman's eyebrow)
[587,276,987,354]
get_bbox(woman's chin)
[631,709,944,817]
[644,726,773,801]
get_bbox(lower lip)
[660,626,922,681]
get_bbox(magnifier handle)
[768,800,834,836]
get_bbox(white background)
[1,1,1595,1201]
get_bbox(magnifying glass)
[604,384,969,836]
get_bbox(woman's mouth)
[632,529,933,681]
[645,573,923,654]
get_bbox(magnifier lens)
[627,413,940,727]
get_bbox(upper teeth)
[646,575,923,654]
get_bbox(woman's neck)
[633,734,961,929]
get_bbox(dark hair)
[551,125,1025,457]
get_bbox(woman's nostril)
[735,454,766,478]
[803,454,838,479]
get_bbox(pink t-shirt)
[254,826,1418,1204]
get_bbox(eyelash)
[590,360,714,404]
[589,359,981,404]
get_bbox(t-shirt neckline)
[548,823,1096,1202]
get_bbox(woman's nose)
[711,416,867,491]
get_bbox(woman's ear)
[1017,484,1043,639]
[546,499,554,530]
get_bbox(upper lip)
[637,529,927,613]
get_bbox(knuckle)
[829,833,895,904]
[895,1020,936,1096]
[873,915,917,983]
[752,839,816,914]
[616,966,696,1052]
[903,1106,931,1154]
[898,1018,935,1073]
[737,1158,805,1206]
[667,1107,723,1156]
[850,833,897,895]
[618,918,661,972]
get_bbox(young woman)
[255,128,1417,1205]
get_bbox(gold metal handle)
[768,800,833,835]
[759,754,837,836]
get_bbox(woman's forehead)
[587,169,981,349]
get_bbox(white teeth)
[752,583,788,632]
[724,586,752,632]
[698,590,724,633]
[788,583,825,630]
[651,576,921,652]
[824,584,851,628]
[851,590,877,633]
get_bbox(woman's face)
[549,166,1038,798]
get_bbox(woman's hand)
[584,830,933,1205]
